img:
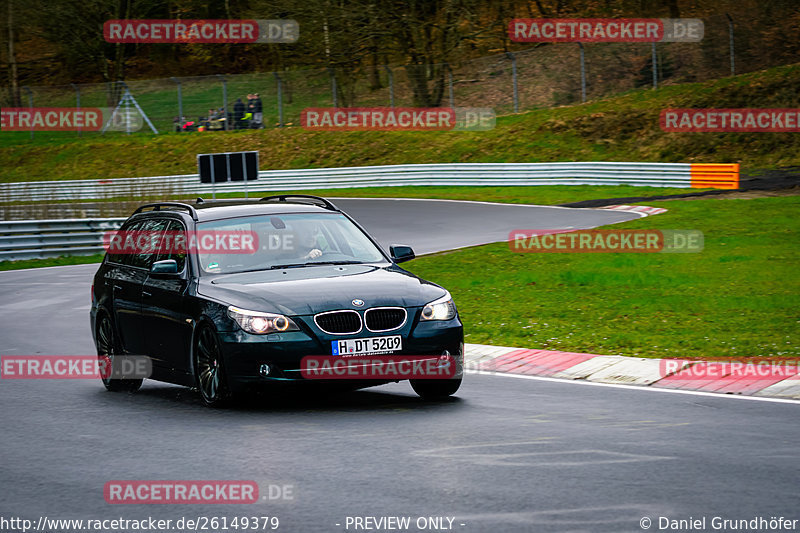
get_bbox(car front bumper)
[217,315,463,392]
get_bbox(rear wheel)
[194,325,232,407]
[96,315,142,393]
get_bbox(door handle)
[142,291,152,298]
[113,284,123,291]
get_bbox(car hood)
[197,264,446,316]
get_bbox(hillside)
[1,63,798,183]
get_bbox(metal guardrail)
[0,162,740,261]
[0,162,739,203]
[0,218,125,261]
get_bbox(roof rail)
[259,194,339,211]
[133,202,199,221]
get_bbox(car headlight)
[421,292,457,321]
[228,306,299,335]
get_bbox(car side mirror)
[150,259,179,276]
[390,245,415,264]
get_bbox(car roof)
[128,198,341,223]
[194,201,333,222]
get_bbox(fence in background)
[1,14,772,142]
[0,163,740,204]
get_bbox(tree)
[6,0,21,106]
[26,0,158,104]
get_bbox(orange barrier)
[690,163,739,189]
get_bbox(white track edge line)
[466,370,800,405]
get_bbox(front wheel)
[194,325,232,407]
[96,315,142,393]
[410,377,462,399]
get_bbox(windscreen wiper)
[304,260,366,266]
[268,260,367,270]
[268,263,312,270]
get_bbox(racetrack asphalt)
[1,199,797,533]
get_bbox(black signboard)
[197,151,258,183]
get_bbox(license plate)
[331,335,402,356]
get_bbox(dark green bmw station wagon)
[91,195,463,406]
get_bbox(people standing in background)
[233,98,245,129]
[244,93,256,128]
[246,93,255,116]
[253,93,263,128]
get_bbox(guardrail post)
[170,77,183,132]
[210,159,216,200]
[242,152,249,199]
[216,75,228,130]
[578,43,587,103]
[70,83,81,137]
[22,86,33,140]
[725,13,735,76]
[274,72,284,127]
[505,52,519,113]
[383,66,395,108]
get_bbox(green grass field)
[0,185,712,215]
[2,62,797,361]
[3,193,797,362]
[405,195,799,360]
[2,63,799,182]
[0,254,105,271]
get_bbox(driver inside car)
[293,221,327,260]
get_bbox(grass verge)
[404,195,799,360]
[0,254,104,272]
[2,63,799,182]
[2,195,796,363]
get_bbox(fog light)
[259,364,272,377]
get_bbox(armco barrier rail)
[0,162,740,203]
[0,162,739,261]
[0,218,125,261]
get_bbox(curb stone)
[464,344,800,399]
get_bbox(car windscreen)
[195,212,387,275]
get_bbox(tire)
[194,325,232,408]
[410,377,462,399]
[96,315,142,393]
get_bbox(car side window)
[128,218,168,270]
[106,220,139,265]
[155,219,187,272]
